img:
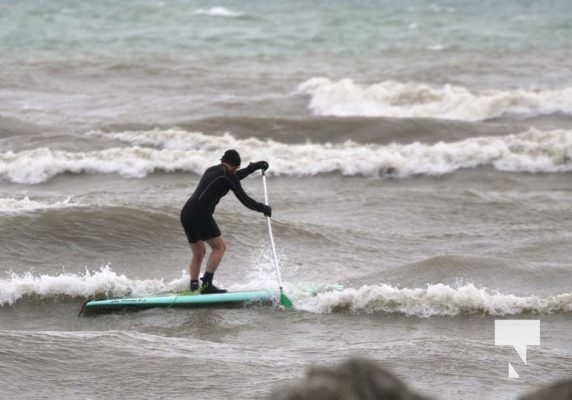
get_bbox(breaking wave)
[297,283,572,317]
[298,78,572,121]
[0,128,570,184]
[0,196,79,215]
[1,267,570,317]
[0,266,186,306]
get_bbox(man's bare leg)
[189,241,206,281]
[205,235,227,273]
[200,236,228,293]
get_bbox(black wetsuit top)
[182,163,263,215]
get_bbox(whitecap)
[296,283,572,317]
[2,128,570,184]
[193,6,244,18]
[0,196,78,215]
[297,78,572,121]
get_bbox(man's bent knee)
[207,236,227,253]
[191,242,206,258]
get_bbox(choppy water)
[1,1,571,399]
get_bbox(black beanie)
[221,149,241,166]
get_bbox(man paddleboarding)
[180,149,271,294]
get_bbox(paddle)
[262,170,294,309]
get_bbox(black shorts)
[180,210,221,243]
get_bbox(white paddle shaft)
[262,172,284,289]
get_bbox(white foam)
[2,267,570,317]
[98,128,572,176]
[193,7,244,18]
[0,265,189,306]
[0,145,209,184]
[297,78,572,121]
[0,263,278,307]
[0,196,78,215]
[2,128,571,184]
[296,283,572,317]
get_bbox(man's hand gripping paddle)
[262,170,294,309]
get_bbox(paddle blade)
[280,291,295,310]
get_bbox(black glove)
[250,161,269,171]
[258,203,272,218]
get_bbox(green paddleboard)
[80,290,275,315]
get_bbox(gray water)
[1,1,571,399]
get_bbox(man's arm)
[236,161,269,180]
[226,174,271,216]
